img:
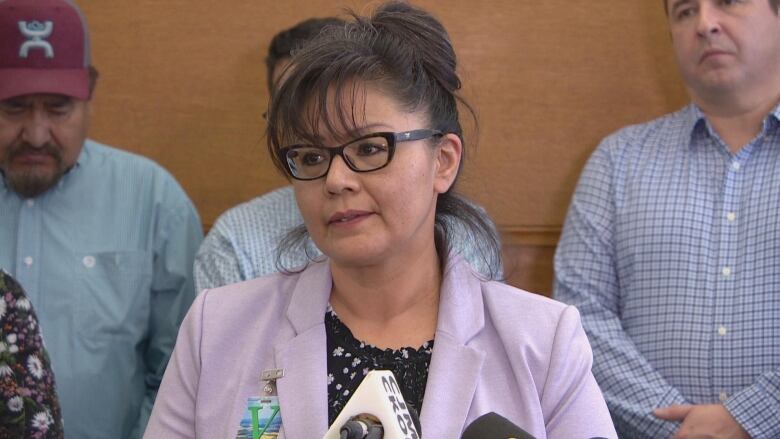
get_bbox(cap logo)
[18,21,54,59]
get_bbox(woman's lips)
[328,210,374,226]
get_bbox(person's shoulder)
[196,270,302,323]
[0,270,20,295]
[598,105,692,155]
[207,185,301,253]
[480,276,586,337]
[85,140,162,169]
[85,140,194,205]
[479,281,586,363]
[215,186,299,229]
[85,140,183,186]
[481,281,569,322]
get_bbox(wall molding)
[499,226,562,247]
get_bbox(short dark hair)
[265,17,345,92]
[267,1,503,279]
[663,0,780,15]
[88,65,99,99]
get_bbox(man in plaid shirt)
[555,1,780,437]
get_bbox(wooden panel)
[503,243,556,297]
[76,1,687,284]
[501,228,560,297]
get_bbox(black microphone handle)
[461,412,537,439]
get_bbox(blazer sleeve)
[540,305,617,439]
[143,289,208,439]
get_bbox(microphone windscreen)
[323,370,421,439]
[461,412,537,439]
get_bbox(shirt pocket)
[73,250,152,342]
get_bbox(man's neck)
[693,88,780,154]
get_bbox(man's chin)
[5,170,64,198]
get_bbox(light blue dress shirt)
[555,104,780,438]
[0,140,203,439]
[195,186,503,292]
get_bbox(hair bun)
[367,1,460,92]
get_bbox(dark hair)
[268,1,503,279]
[87,65,99,99]
[663,0,779,15]
[265,17,346,92]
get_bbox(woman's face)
[291,84,461,268]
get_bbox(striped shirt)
[555,104,780,438]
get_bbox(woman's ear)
[433,133,462,194]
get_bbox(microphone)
[323,370,421,439]
[461,412,537,439]
[339,414,383,439]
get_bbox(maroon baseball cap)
[0,0,91,101]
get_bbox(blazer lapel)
[273,261,332,438]
[420,256,486,437]
[275,327,329,438]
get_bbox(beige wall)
[79,1,689,295]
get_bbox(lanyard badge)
[234,369,285,439]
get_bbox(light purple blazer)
[144,257,616,438]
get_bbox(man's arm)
[723,368,780,438]
[553,141,687,438]
[132,198,203,439]
[652,369,780,438]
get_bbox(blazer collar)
[274,256,487,437]
[420,255,486,436]
[286,259,332,333]
[274,260,332,438]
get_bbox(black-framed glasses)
[278,129,443,181]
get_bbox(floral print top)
[325,306,433,425]
[0,271,63,439]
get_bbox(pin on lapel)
[261,368,285,395]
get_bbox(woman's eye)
[356,142,387,156]
[301,151,327,166]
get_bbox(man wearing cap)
[0,1,203,438]
[555,0,780,438]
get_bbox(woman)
[145,2,616,438]
[0,271,63,439]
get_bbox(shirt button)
[719,392,728,402]
[722,267,732,277]
[718,326,727,336]
[726,212,736,222]
[731,162,741,171]
[82,255,96,268]
[23,256,33,266]
[26,199,35,207]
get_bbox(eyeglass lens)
[285,135,391,179]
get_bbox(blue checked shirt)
[555,104,780,438]
[0,140,203,439]
[194,186,310,291]
[195,186,503,291]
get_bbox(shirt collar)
[768,102,780,126]
[685,102,780,151]
[684,103,710,140]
